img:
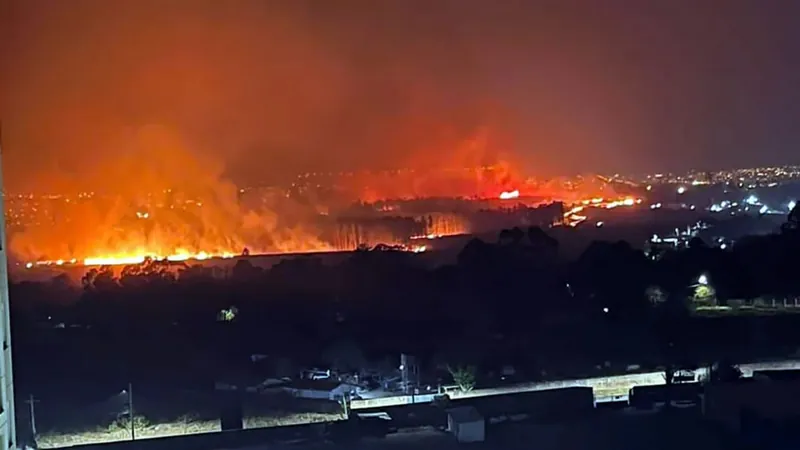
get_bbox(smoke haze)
[4,0,800,190]
[2,0,503,192]
[12,0,797,264]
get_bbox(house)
[446,406,485,443]
[284,380,360,401]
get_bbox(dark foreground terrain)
[235,408,734,450]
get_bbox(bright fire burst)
[19,184,639,270]
[22,196,642,268]
[24,246,429,269]
[25,251,238,269]
[499,190,520,200]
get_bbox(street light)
[698,274,709,286]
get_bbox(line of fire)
[6,165,641,276]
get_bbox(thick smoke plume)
[9,126,333,262]
[3,1,638,264]
[3,0,501,192]
[3,0,507,262]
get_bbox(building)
[0,127,16,450]
[446,406,485,443]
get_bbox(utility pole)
[127,383,135,441]
[341,394,348,419]
[25,394,38,437]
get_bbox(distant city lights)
[677,186,686,195]
[745,194,759,205]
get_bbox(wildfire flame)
[19,194,643,268]
[499,190,520,200]
[10,127,643,270]
[562,196,641,227]
[26,249,322,268]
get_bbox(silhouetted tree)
[81,265,117,291]
[646,285,667,305]
[322,339,367,373]
[231,259,262,282]
[781,204,800,234]
[447,365,477,392]
[708,359,743,383]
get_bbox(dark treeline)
[10,206,800,393]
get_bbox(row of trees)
[10,207,800,385]
[13,207,800,335]
[28,205,796,308]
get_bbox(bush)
[108,415,150,432]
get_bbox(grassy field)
[37,412,343,449]
[31,389,346,448]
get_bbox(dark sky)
[3,0,800,192]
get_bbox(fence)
[19,384,344,449]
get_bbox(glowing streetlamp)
[698,274,709,286]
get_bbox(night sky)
[3,0,800,191]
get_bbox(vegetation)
[12,206,800,446]
[447,365,477,392]
[37,412,341,449]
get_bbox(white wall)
[0,145,16,450]
[287,388,332,400]
[350,359,800,410]
[453,420,484,443]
